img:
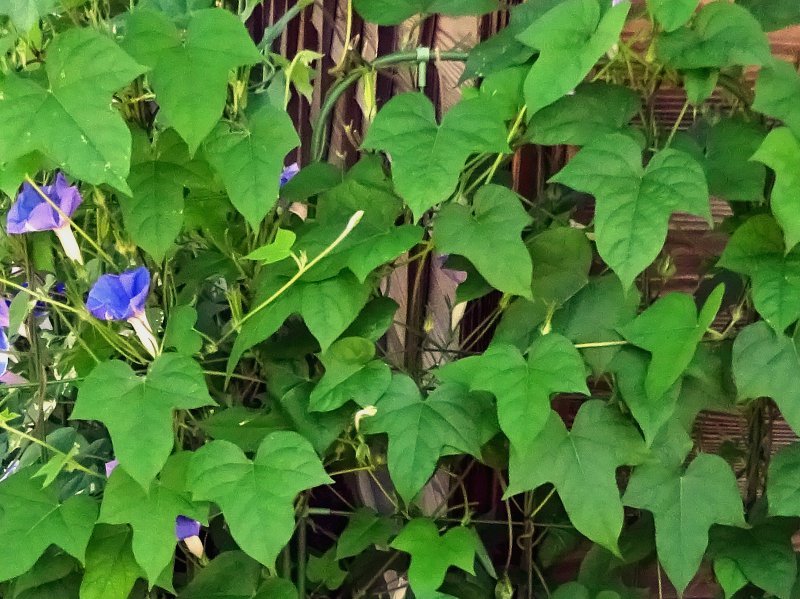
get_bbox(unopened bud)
[355,405,377,432]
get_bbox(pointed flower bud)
[280,163,300,187]
[104,459,119,478]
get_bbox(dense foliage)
[2,0,800,597]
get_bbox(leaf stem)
[478,106,528,189]
[664,98,690,148]
[219,211,364,344]
[573,339,629,349]
[0,276,82,315]
[0,419,102,479]
[311,49,469,161]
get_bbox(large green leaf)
[527,82,640,146]
[438,335,588,458]
[353,0,497,25]
[466,66,527,120]
[79,525,143,599]
[492,297,548,351]
[612,348,682,445]
[551,133,710,289]
[752,128,800,249]
[732,321,800,435]
[754,59,800,139]
[0,468,98,581]
[672,117,767,203]
[656,2,771,69]
[71,354,215,488]
[177,551,262,599]
[676,342,736,429]
[463,2,558,79]
[619,286,723,400]
[390,519,477,596]
[306,549,345,591]
[99,453,207,584]
[516,0,630,117]
[768,443,800,517]
[276,384,352,455]
[709,519,797,599]
[0,0,54,31]
[309,337,391,412]
[188,432,332,567]
[507,401,647,554]
[254,578,298,599]
[738,0,800,32]
[124,129,213,260]
[719,215,800,332]
[0,28,146,192]
[623,453,745,593]
[528,226,592,306]
[163,305,203,356]
[361,93,508,219]
[362,374,491,503]
[123,8,261,152]
[433,184,533,298]
[204,104,299,228]
[646,0,699,32]
[199,406,289,452]
[335,508,396,559]
[552,582,622,599]
[552,275,640,376]
[228,270,370,371]
[8,552,81,599]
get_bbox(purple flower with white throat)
[0,329,9,378]
[175,515,200,540]
[86,267,159,357]
[6,173,84,264]
[0,299,7,329]
[176,515,204,558]
[280,163,300,187]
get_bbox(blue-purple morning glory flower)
[6,173,84,264]
[435,254,468,285]
[86,267,159,357]
[105,459,119,478]
[280,163,300,187]
[176,515,201,540]
[86,267,150,320]
[5,282,67,321]
[0,459,19,482]
[177,515,204,558]
[0,329,9,378]
[105,459,201,550]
